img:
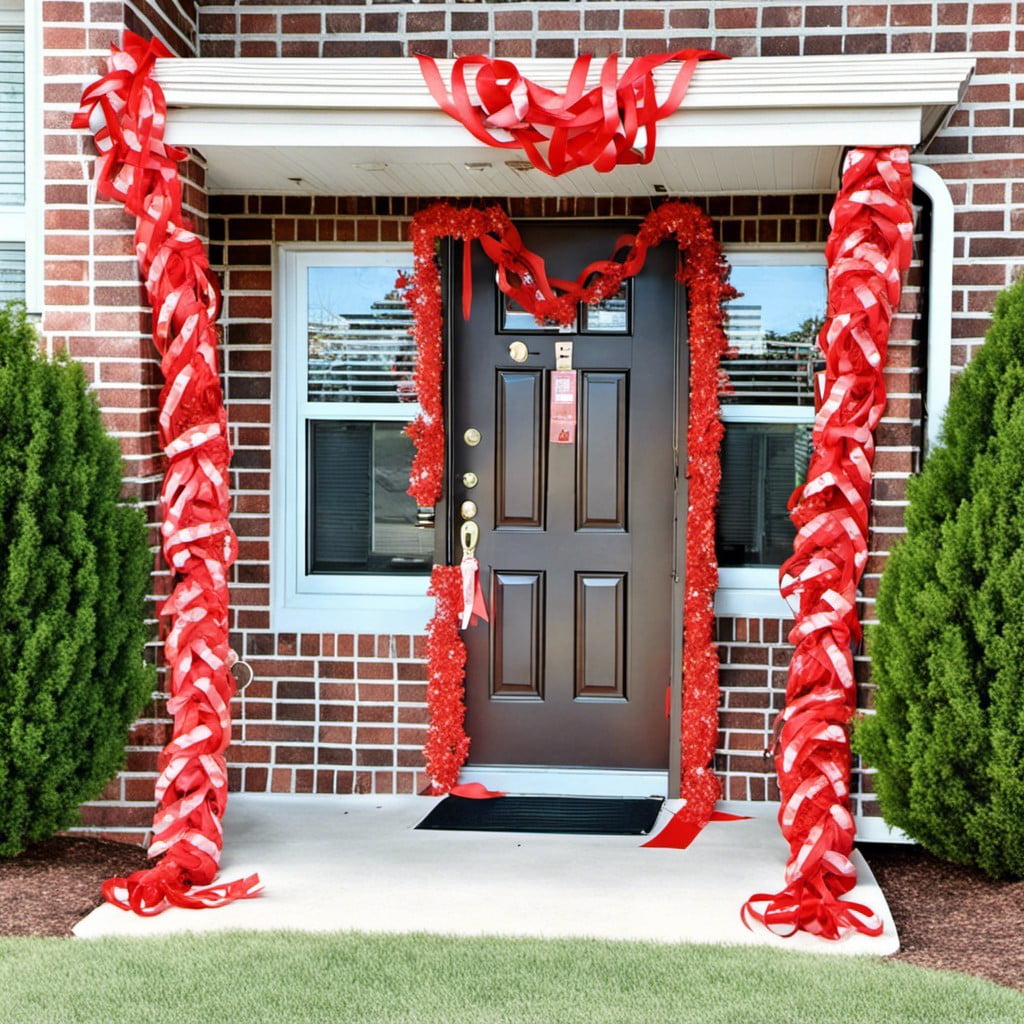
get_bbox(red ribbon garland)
[73,33,262,915]
[417,51,726,177]
[404,202,733,822]
[743,147,914,940]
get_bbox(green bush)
[854,275,1024,878]
[0,304,153,857]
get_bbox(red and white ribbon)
[459,555,489,630]
[743,147,914,940]
[417,51,726,177]
[74,32,261,915]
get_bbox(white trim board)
[152,54,973,198]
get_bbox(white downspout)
[910,162,955,454]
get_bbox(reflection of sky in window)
[728,265,826,335]
[308,266,411,321]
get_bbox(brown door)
[448,221,684,770]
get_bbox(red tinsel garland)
[406,202,733,824]
[743,147,914,940]
[423,566,471,793]
[73,33,261,914]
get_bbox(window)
[0,2,36,310]
[274,248,434,633]
[715,250,826,616]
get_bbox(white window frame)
[272,244,433,634]
[715,246,826,618]
[0,2,40,312]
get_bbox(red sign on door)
[550,369,577,444]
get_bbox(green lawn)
[0,931,1021,1024]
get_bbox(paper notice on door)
[549,369,577,444]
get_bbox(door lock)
[460,500,478,520]
[462,471,479,488]
[463,427,482,447]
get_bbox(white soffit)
[155,54,974,198]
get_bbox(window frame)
[272,244,433,634]
[715,245,826,618]
[0,2,39,312]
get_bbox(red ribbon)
[459,554,489,630]
[74,33,260,915]
[742,147,913,941]
[417,51,726,177]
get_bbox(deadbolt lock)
[460,500,478,520]
[508,340,529,363]
[463,427,481,447]
[462,471,479,488]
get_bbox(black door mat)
[415,795,665,836]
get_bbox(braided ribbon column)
[743,148,914,939]
[74,33,261,914]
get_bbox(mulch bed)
[861,842,1024,992]
[0,837,148,938]
[1,836,1021,994]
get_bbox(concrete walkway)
[73,794,898,955]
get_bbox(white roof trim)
[152,54,973,198]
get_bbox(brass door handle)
[460,519,479,558]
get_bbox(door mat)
[415,795,665,836]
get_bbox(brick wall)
[47,0,1015,841]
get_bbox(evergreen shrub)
[0,304,153,857]
[854,275,1024,878]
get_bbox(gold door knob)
[460,500,478,520]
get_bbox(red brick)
[848,5,887,26]
[715,6,757,29]
[539,10,579,31]
[890,3,933,25]
[281,13,321,34]
[973,2,1012,22]
[972,30,1011,50]
[324,13,360,34]
[623,7,666,29]
[584,9,619,30]
[662,8,704,29]
[407,10,446,33]
[805,5,843,27]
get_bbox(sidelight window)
[715,252,826,615]
[274,248,433,633]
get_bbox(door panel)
[576,370,628,530]
[490,570,545,699]
[450,221,682,770]
[495,370,545,528]
[575,572,627,700]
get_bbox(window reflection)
[307,265,415,403]
[722,264,827,407]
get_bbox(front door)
[448,221,684,771]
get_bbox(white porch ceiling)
[154,54,973,198]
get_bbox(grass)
[0,932,1022,1024]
